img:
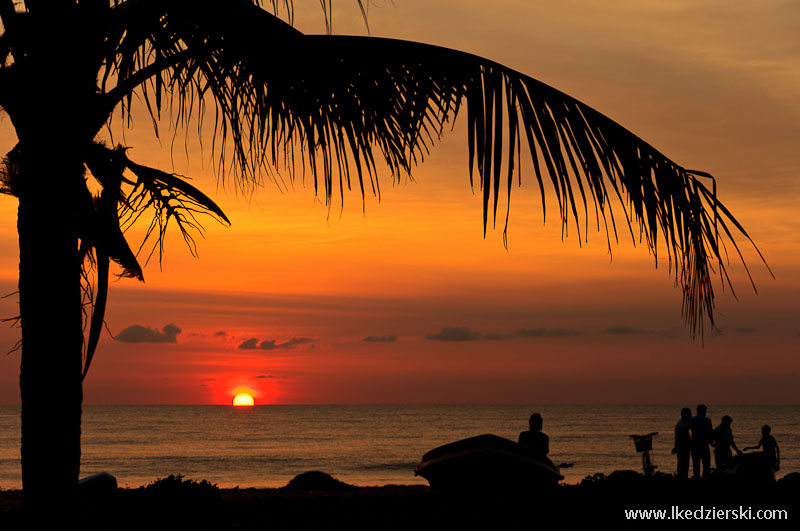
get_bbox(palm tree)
[0,0,763,513]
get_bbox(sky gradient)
[0,1,797,404]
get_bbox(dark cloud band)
[239,337,315,350]
[116,323,181,343]
[363,335,398,343]
[425,326,581,341]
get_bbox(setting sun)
[232,393,254,407]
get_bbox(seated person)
[744,425,780,471]
[519,413,549,455]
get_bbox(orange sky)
[0,1,798,404]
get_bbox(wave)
[358,461,418,471]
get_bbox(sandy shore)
[1,471,798,529]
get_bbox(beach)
[2,405,798,528]
[1,470,798,529]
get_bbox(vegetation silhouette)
[0,0,767,516]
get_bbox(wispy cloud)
[604,325,679,338]
[514,328,582,337]
[425,327,483,342]
[604,325,653,335]
[363,335,398,343]
[238,337,315,350]
[425,326,581,341]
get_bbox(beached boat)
[722,452,776,484]
[415,434,563,491]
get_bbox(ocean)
[0,405,797,489]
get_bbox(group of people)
[516,408,782,481]
[672,404,780,479]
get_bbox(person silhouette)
[519,413,549,455]
[671,407,692,479]
[712,415,742,470]
[744,425,780,471]
[688,404,713,478]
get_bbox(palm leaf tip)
[259,36,765,338]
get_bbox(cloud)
[425,327,483,342]
[282,337,315,348]
[239,337,260,350]
[239,337,316,350]
[188,330,229,339]
[514,328,582,337]
[116,323,181,343]
[425,326,582,341]
[255,374,275,379]
[363,335,398,343]
[258,339,279,350]
[604,325,653,335]
[260,337,315,350]
[603,325,679,339]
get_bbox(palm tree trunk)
[17,152,84,515]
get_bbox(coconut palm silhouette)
[0,0,764,514]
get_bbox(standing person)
[688,404,713,478]
[672,407,692,479]
[519,413,549,455]
[712,415,742,470]
[744,425,781,471]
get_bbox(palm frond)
[99,2,764,337]
[0,145,21,196]
[83,146,144,281]
[80,141,230,378]
[85,142,230,268]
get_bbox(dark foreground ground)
[1,471,799,530]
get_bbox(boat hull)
[415,434,563,491]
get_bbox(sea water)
[0,405,797,489]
